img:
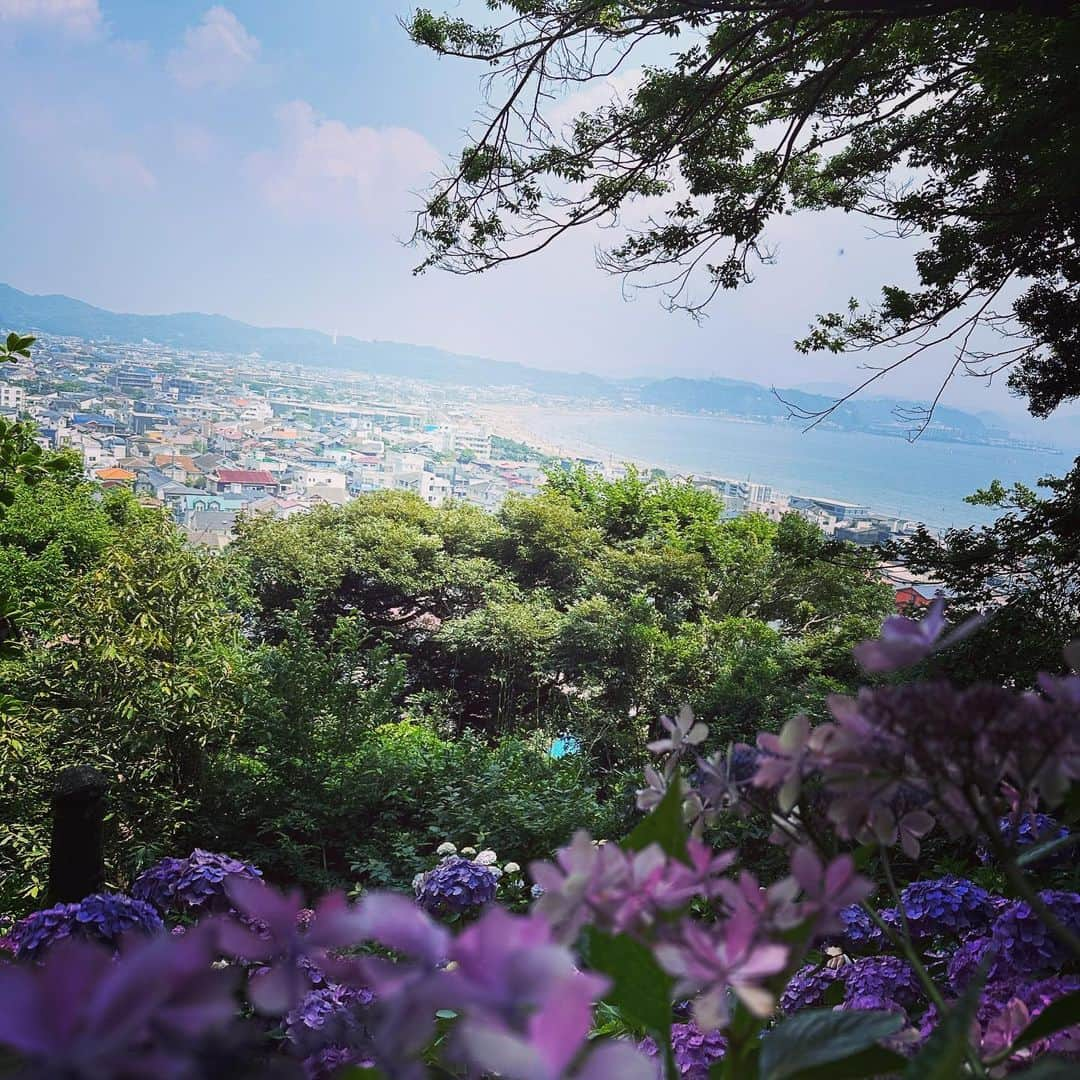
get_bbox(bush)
[201,717,630,896]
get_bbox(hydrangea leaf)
[758,1009,904,1080]
[776,1045,909,1080]
[580,927,673,1035]
[622,778,689,864]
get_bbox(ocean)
[505,407,1074,529]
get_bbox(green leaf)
[758,1010,904,1080]
[904,964,985,1079]
[1010,989,1080,1053]
[622,776,689,863]
[581,927,674,1034]
[787,1045,908,1079]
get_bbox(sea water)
[512,408,1073,529]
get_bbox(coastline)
[478,403,1071,530]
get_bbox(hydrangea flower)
[0,928,237,1076]
[852,599,982,674]
[892,876,995,941]
[131,848,262,914]
[303,1045,371,1079]
[841,956,924,1013]
[833,904,882,950]
[780,963,840,1013]
[988,891,1080,979]
[415,856,499,917]
[947,934,992,994]
[974,975,1080,1065]
[979,814,1070,865]
[641,1022,726,1078]
[285,983,374,1047]
[9,893,163,960]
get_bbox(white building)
[0,385,26,411]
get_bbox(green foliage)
[758,1010,905,1080]
[891,457,1080,686]
[203,716,622,896]
[0,462,891,911]
[0,511,245,905]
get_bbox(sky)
[1,0,1077,439]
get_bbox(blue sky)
[1,0,1076,437]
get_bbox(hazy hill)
[640,376,1002,439]
[0,284,612,398]
[3,283,1045,445]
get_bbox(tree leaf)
[758,1009,904,1080]
[622,776,689,863]
[581,927,674,1034]
[1010,989,1080,1053]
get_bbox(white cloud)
[246,100,442,224]
[0,0,101,37]
[167,6,259,90]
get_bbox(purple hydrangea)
[987,975,1080,1056]
[988,891,1080,979]
[892,876,995,941]
[641,1022,726,1079]
[415,857,498,917]
[947,935,993,994]
[841,956,924,1013]
[979,814,1070,866]
[285,983,374,1045]
[303,1045,371,1079]
[9,893,163,960]
[780,963,840,1013]
[131,848,262,914]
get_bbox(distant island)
[0,283,1057,453]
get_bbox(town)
[2,332,932,575]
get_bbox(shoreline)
[478,403,1070,531]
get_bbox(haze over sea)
[506,407,1072,529]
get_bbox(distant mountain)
[639,376,1006,441]
[0,284,613,398]
[4,283,1051,447]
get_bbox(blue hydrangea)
[415,856,498,917]
[893,876,995,941]
[979,814,1070,866]
[988,891,1080,979]
[131,848,262,914]
[834,903,883,950]
[841,956,924,1013]
[780,963,840,1013]
[10,892,163,960]
[641,1023,726,1078]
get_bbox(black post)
[47,765,108,904]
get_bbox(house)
[210,468,280,497]
[95,467,137,489]
[895,583,948,610]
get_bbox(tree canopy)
[410,1,1080,426]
